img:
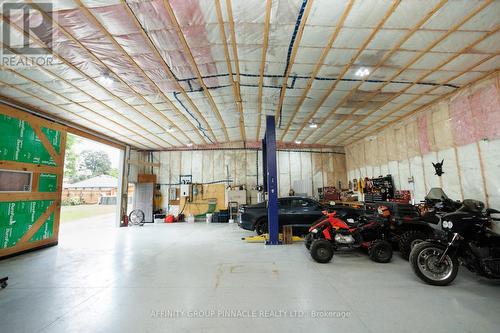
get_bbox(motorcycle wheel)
[310,239,334,263]
[368,240,393,263]
[410,241,459,286]
[399,230,428,260]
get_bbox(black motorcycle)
[410,199,500,286]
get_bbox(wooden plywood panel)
[0,106,66,258]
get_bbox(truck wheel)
[368,240,393,263]
[310,239,334,263]
[255,219,268,235]
[399,230,427,260]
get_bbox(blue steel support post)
[264,116,280,245]
[262,138,267,190]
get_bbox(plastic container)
[165,215,175,223]
[206,213,213,224]
[187,214,195,224]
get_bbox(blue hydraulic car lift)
[262,115,280,245]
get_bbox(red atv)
[305,206,393,264]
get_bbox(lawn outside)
[60,204,116,223]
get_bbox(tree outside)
[64,134,119,183]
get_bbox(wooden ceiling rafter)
[26,1,182,148]
[301,0,449,143]
[294,0,402,143]
[225,0,246,141]
[318,0,494,145]
[0,72,151,150]
[273,0,314,121]
[2,43,167,146]
[162,0,230,142]
[279,0,355,141]
[255,0,273,141]
[75,0,204,145]
[1,16,169,149]
[214,0,246,141]
[345,69,499,146]
[341,48,500,146]
[120,2,217,145]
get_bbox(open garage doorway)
[59,133,122,244]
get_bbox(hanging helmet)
[377,205,390,217]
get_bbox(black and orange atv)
[305,206,394,264]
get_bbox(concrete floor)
[1,216,499,333]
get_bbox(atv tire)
[368,240,393,263]
[310,239,334,263]
[399,230,427,260]
[304,233,313,250]
[255,219,268,235]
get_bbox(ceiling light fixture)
[309,122,318,129]
[167,126,175,133]
[99,72,115,86]
[355,67,370,77]
[186,142,193,147]
[295,140,302,144]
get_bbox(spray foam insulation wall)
[346,72,500,208]
[128,148,347,212]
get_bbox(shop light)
[99,72,115,86]
[355,67,370,77]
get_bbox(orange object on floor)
[165,215,175,223]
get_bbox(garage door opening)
[59,133,121,242]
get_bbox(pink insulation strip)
[417,115,431,154]
[469,84,500,141]
[170,0,222,87]
[449,94,478,146]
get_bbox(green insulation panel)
[0,200,54,249]
[39,173,58,192]
[0,114,61,166]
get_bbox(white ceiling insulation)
[0,0,498,149]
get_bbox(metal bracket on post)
[263,115,280,245]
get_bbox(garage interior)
[0,0,499,332]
